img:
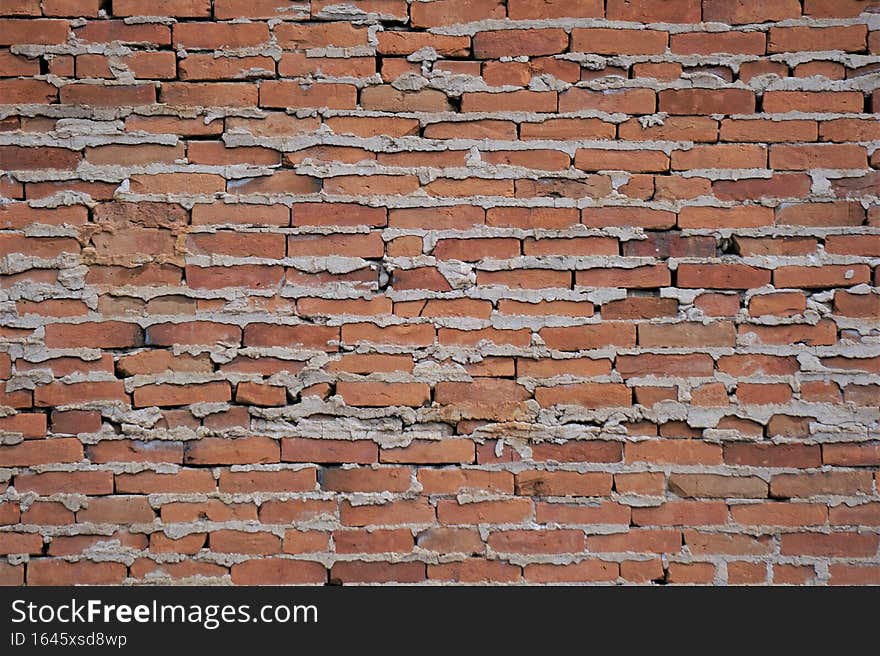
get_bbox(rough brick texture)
[1,0,879,586]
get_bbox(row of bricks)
[3,557,872,586]
[8,53,880,87]
[4,231,879,261]
[8,114,880,144]
[3,203,879,230]
[3,79,880,114]
[2,384,877,433]
[2,384,877,434]
[10,263,880,290]
[2,143,879,172]
[4,290,878,320]
[1,17,878,52]
[6,232,880,260]
[1,177,877,204]
[3,461,879,496]
[1,0,876,23]
[4,435,879,469]
[2,525,880,558]
[3,172,878,201]
[4,378,876,410]
[5,317,880,350]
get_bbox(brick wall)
[1,0,879,586]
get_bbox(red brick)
[829,503,880,526]
[231,559,326,585]
[488,529,585,554]
[828,565,880,586]
[588,529,682,554]
[763,91,864,114]
[341,499,435,527]
[157,82,256,107]
[418,470,514,495]
[668,562,716,584]
[678,264,770,289]
[823,442,880,467]
[0,533,42,555]
[338,382,430,408]
[184,437,279,465]
[44,321,142,348]
[771,472,873,498]
[0,438,83,467]
[535,383,632,409]
[410,0,504,27]
[684,531,771,556]
[781,532,879,557]
[627,441,722,466]
[671,32,766,55]
[633,501,728,527]
[20,502,73,526]
[430,559,521,583]
[211,530,281,555]
[34,381,126,407]
[0,18,69,45]
[572,28,668,55]
[618,354,714,379]
[333,528,413,554]
[61,83,156,106]
[381,440,474,464]
[0,413,46,438]
[322,467,411,493]
[149,532,205,555]
[659,89,755,115]
[769,26,867,53]
[672,144,767,170]
[559,87,657,114]
[774,265,871,289]
[620,559,664,582]
[173,22,268,49]
[770,144,867,170]
[147,321,241,346]
[722,119,818,143]
[462,90,558,114]
[281,438,377,464]
[244,323,339,350]
[576,265,670,288]
[377,32,469,57]
[738,321,838,346]
[516,470,612,497]
[669,474,767,499]
[639,322,735,348]
[724,443,821,468]
[116,470,216,494]
[219,469,315,494]
[714,175,813,202]
[540,324,636,351]
[474,29,568,58]
[134,382,231,408]
[437,499,532,525]
[77,497,155,524]
[509,0,602,19]
[27,560,126,585]
[606,0,699,22]
[114,0,210,16]
[703,0,801,23]
[330,560,424,584]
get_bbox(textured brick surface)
[1,0,879,586]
